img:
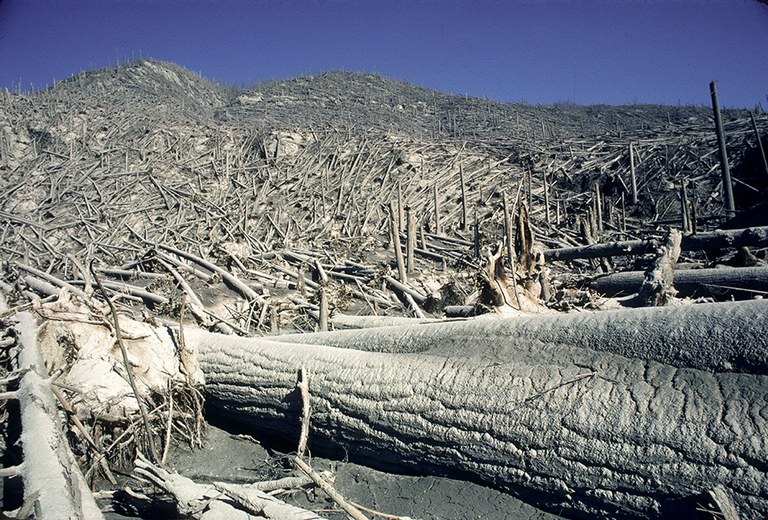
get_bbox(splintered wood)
[635,229,682,306]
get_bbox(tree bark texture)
[187,300,768,519]
[272,299,768,375]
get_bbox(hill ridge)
[16,60,748,142]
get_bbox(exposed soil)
[157,422,562,520]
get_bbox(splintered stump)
[634,229,682,306]
[477,243,518,310]
[186,299,768,519]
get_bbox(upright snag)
[709,80,735,218]
[595,183,603,232]
[315,260,329,332]
[629,142,638,205]
[526,167,533,213]
[397,179,404,231]
[680,182,691,233]
[473,206,480,259]
[459,162,467,230]
[543,170,551,225]
[406,206,416,274]
[389,200,407,283]
[502,191,514,271]
[621,192,627,232]
[433,183,441,234]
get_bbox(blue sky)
[1,0,767,108]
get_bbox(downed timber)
[682,226,768,251]
[17,264,98,307]
[12,311,105,519]
[444,305,477,317]
[68,279,168,306]
[329,314,441,329]
[384,276,427,306]
[21,275,61,298]
[545,237,658,262]
[187,315,768,519]
[592,266,768,299]
[544,226,768,262]
[133,456,325,519]
[157,244,267,305]
[268,299,768,375]
[95,267,167,280]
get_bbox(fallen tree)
[132,455,326,519]
[544,226,768,262]
[592,265,768,299]
[5,290,768,518]
[11,311,105,519]
[270,299,768,375]
[187,316,768,519]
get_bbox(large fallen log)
[544,226,768,262]
[187,315,768,519]
[592,266,768,299]
[270,299,768,374]
[12,311,105,519]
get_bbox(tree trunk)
[544,226,768,262]
[272,299,768,375]
[188,308,768,518]
[592,266,768,299]
[13,312,105,520]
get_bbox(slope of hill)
[1,59,763,266]
[47,59,226,119]
[1,59,767,519]
[225,69,737,142]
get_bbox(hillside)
[1,60,761,259]
[227,70,732,140]
[1,60,767,520]
[1,58,766,329]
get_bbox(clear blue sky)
[1,0,767,108]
